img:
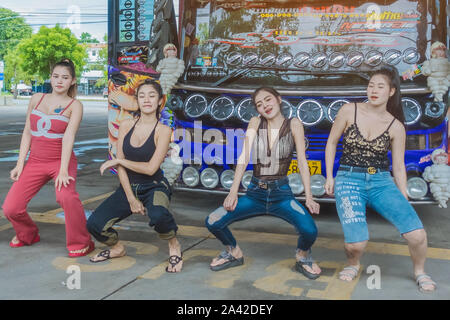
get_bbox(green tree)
[16,25,87,83]
[4,46,34,98]
[0,8,32,60]
[79,32,99,44]
[95,34,108,88]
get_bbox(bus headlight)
[182,166,199,187]
[241,170,253,189]
[310,174,326,197]
[407,177,428,199]
[220,170,235,190]
[281,99,294,119]
[327,99,350,123]
[288,173,304,195]
[402,98,422,125]
[236,98,258,123]
[184,94,208,118]
[200,168,219,189]
[210,96,235,121]
[297,100,324,127]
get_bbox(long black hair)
[134,79,163,120]
[369,66,405,126]
[51,58,77,98]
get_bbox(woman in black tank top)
[87,80,183,273]
[205,87,322,279]
[325,67,436,292]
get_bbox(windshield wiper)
[279,70,371,81]
[212,67,250,87]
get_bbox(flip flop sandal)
[416,274,437,293]
[339,266,360,281]
[295,256,320,280]
[89,249,125,263]
[210,250,244,272]
[166,254,183,273]
[9,234,40,248]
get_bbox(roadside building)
[79,43,107,95]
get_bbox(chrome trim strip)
[174,84,431,96]
[172,186,437,205]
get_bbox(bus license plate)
[288,160,322,176]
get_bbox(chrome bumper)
[172,186,438,205]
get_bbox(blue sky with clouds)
[1,0,108,42]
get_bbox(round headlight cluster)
[288,173,304,195]
[365,50,383,67]
[182,166,199,187]
[179,95,428,127]
[347,51,364,68]
[241,170,253,189]
[210,96,235,121]
[184,94,208,118]
[225,48,419,70]
[297,100,324,126]
[407,177,428,199]
[329,52,345,68]
[236,98,258,123]
[327,99,350,123]
[310,174,327,197]
[200,168,219,189]
[220,169,235,190]
[384,49,402,65]
[281,100,294,119]
[402,98,422,125]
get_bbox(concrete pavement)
[0,99,449,301]
[1,187,449,300]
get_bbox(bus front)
[108,0,449,204]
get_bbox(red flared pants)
[2,157,92,252]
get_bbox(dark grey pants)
[87,178,177,246]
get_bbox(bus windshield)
[182,0,429,88]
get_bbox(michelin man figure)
[156,43,185,95]
[161,142,183,185]
[421,41,450,102]
[423,148,450,208]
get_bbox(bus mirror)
[154,0,173,20]
[147,0,175,69]
[147,22,170,67]
[152,11,164,34]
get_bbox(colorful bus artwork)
[107,0,449,204]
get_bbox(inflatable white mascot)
[161,142,183,186]
[423,148,450,208]
[421,41,450,102]
[156,43,185,95]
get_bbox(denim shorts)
[334,167,424,243]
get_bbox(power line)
[12,12,108,16]
[28,21,108,27]
[1,21,108,28]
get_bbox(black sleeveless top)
[252,117,295,180]
[340,103,396,169]
[122,121,164,184]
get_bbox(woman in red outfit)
[2,59,94,257]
